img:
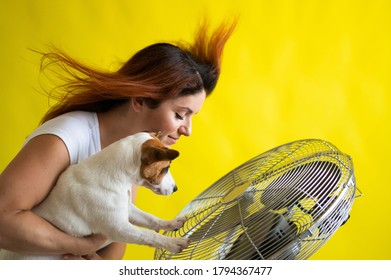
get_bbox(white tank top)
[25,111,101,164]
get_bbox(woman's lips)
[167,136,178,145]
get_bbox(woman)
[0,20,236,260]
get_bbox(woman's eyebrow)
[177,106,194,114]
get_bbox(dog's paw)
[164,237,190,253]
[162,216,187,231]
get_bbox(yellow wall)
[1,0,390,260]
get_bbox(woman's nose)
[179,120,192,136]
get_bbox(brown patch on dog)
[140,138,179,184]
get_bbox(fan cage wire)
[155,139,356,260]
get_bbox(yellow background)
[1,0,390,260]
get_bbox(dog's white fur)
[0,132,189,259]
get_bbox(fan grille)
[155,139,356,260]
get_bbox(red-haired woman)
[0,21,236,260]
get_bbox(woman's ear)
[131,97,144,112]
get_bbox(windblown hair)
[39,19,237,124]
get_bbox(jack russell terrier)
[0,132,189,259]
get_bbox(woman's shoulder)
[28,111,96,138]
[53,111,97,127]
[26,111,100,164]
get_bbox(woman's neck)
[97,103,140,149]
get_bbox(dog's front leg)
[128,203,186,232]
[106,221,189,253]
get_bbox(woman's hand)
[70,233,108,257]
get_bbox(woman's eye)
[175,113,184,120]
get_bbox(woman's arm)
[64,242,126,260]
[0,135,106,256]
[98,242,126,259]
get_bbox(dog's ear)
[141,140,180,164]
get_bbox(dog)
[0,132,189,259]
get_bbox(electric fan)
[155,139,359,260]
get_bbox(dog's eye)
[162,166,170,173]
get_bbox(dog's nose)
[173,185,178,192]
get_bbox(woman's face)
[140,90,206,147]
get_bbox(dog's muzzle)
[145,180,178,196]
[144,170,178,196]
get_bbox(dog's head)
[138,133,180,196]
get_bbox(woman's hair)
[39,19,237,124]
